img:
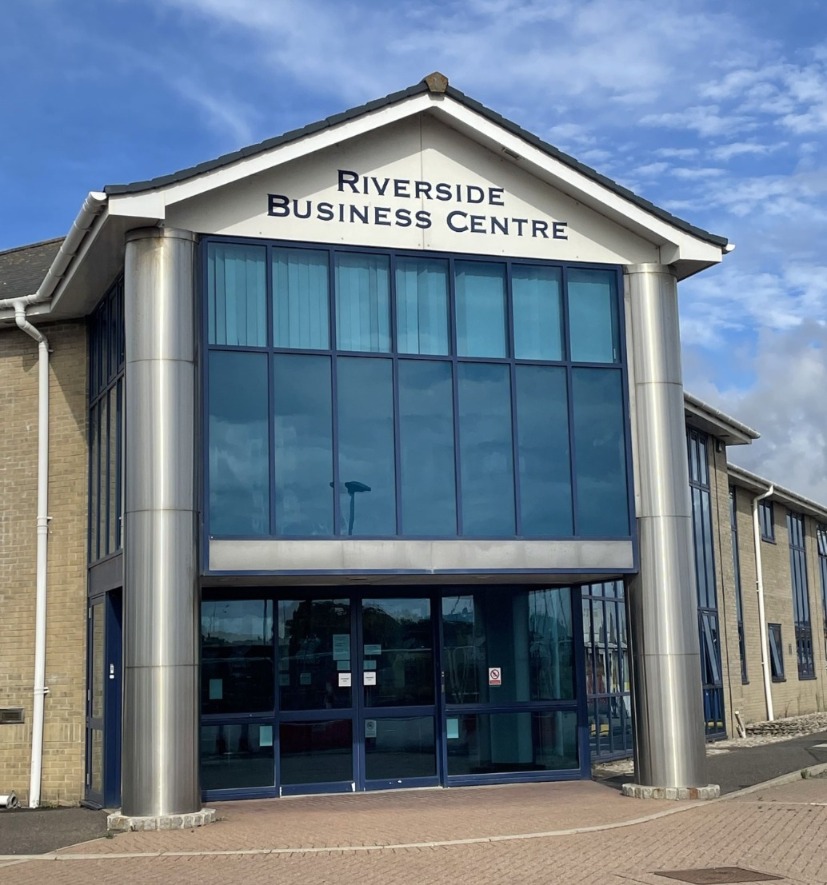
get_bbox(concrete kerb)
[2,764,825,864]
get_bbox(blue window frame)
[730,487,748,683]
[204,239,631,542]
[768,623,785,681]
[818,524,827,664]
[788,512,814,679]
[88,277,124,564]
[759,500,775,542]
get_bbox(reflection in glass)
[362,599,433,707]
[201,600,275,714]
[455,261,506,357]
[512,265,563,360]
[337,358,395,535]
[568,268,618,363]
[457,363,514,535]
[335,253,390,352]
[446,711,578,775]
[208,243,267,347]
[571,368,629,537]
[90,729,103,795]
[365,717,436,780]
[209,351,270,535]
[273,247,329,349]
[515,366,572,536]
[396,257,449,354]
[278,599,351,710]
[398,361,456,536]
[91,603,105,719]
[273,355,333,535]
[201,724,274,790]
[280,720,353,785]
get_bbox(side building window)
[819,525,827,663]
[759,500,775,542]
[788,512,814,679]
[768,623,785,681]
[205,240,631,542]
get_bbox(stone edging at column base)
[107,808,216,831]
[621,783,720,800]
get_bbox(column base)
[107,807,216,831]
[621,783,720,800]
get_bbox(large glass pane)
[457,363,514,535]
[89,402,99,562]
[396,257,449,355]
[273,355,333,536]
[208,243,267,347]
[278,599,352,710]
[515,365,572,536]
[201,724,274,790]
[365,717,436,780]
[512,265,563,360]
[335,253,390,352]
[455,261,506,357]
[336,358,395,535]
[280,720,352,785]
[107,385,119,554]
[209,351,270,536]
[363,598,433,707]
[90,729,103,795]
[568,268,618,363]
[90,603,105,719]
[273,247,329,349]
[571,368,629,537]
[201,599,275,714]
[446,711,578,775]
[98,395,108,559]
[528,588,575,700]
[398,360,456,536]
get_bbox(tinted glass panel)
[273,247,329,349]
[201,724,274,790]
[568,268,618,363]
[457,363,515,535]
[208,243,267,347]
[396,257,449,355]
[201,599,275,713]
[273,354,333,535]
[336,358,396,535]
[398,360,456,536]
[512,265,563,360]
[455,261,506,357]
[209,351,270,535]
[571,368,628,536]
[515,365,572,536]
[365,717,436,781]
[280,720,352,785]
[335,253,390,352]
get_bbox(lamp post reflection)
[330,480,371,535]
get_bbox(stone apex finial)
[423,72,449,93]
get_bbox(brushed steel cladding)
[627,648,707,787]
[625,264,709,789]
[123,227,200,818]
[125,361,195,512]
[124,228,196,363]
[121,664,200,817]
[124,511,198,668]
[209,538,635,574]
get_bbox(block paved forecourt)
[2,776,826,884]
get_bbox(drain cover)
[656,868,782,884]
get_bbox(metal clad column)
[121,228,201,820]
[623,264,716,797]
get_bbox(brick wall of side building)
[0,321,88,805]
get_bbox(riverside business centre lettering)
[267,169,568,240]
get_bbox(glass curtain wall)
[687,429,726,738]
[205,241,630,542]
[787,513,814,679]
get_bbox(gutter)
[752,484,775,722]
[0,192,107,807]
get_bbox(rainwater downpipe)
[752,484,775,722]
[13,302,51,808]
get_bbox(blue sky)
[3,0,826,498]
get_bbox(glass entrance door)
[276,595,438,794]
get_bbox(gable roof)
[105,75,726,249]
[0,238,64,302]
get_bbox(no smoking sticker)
[488,667,502,687]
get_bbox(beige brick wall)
[0,321,88,805]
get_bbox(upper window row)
[206,242,620,363]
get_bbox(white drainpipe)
[0,191,107,808]
[752,484,775,722]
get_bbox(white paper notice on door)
[338,672,352,688]
[363,671,377,686]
